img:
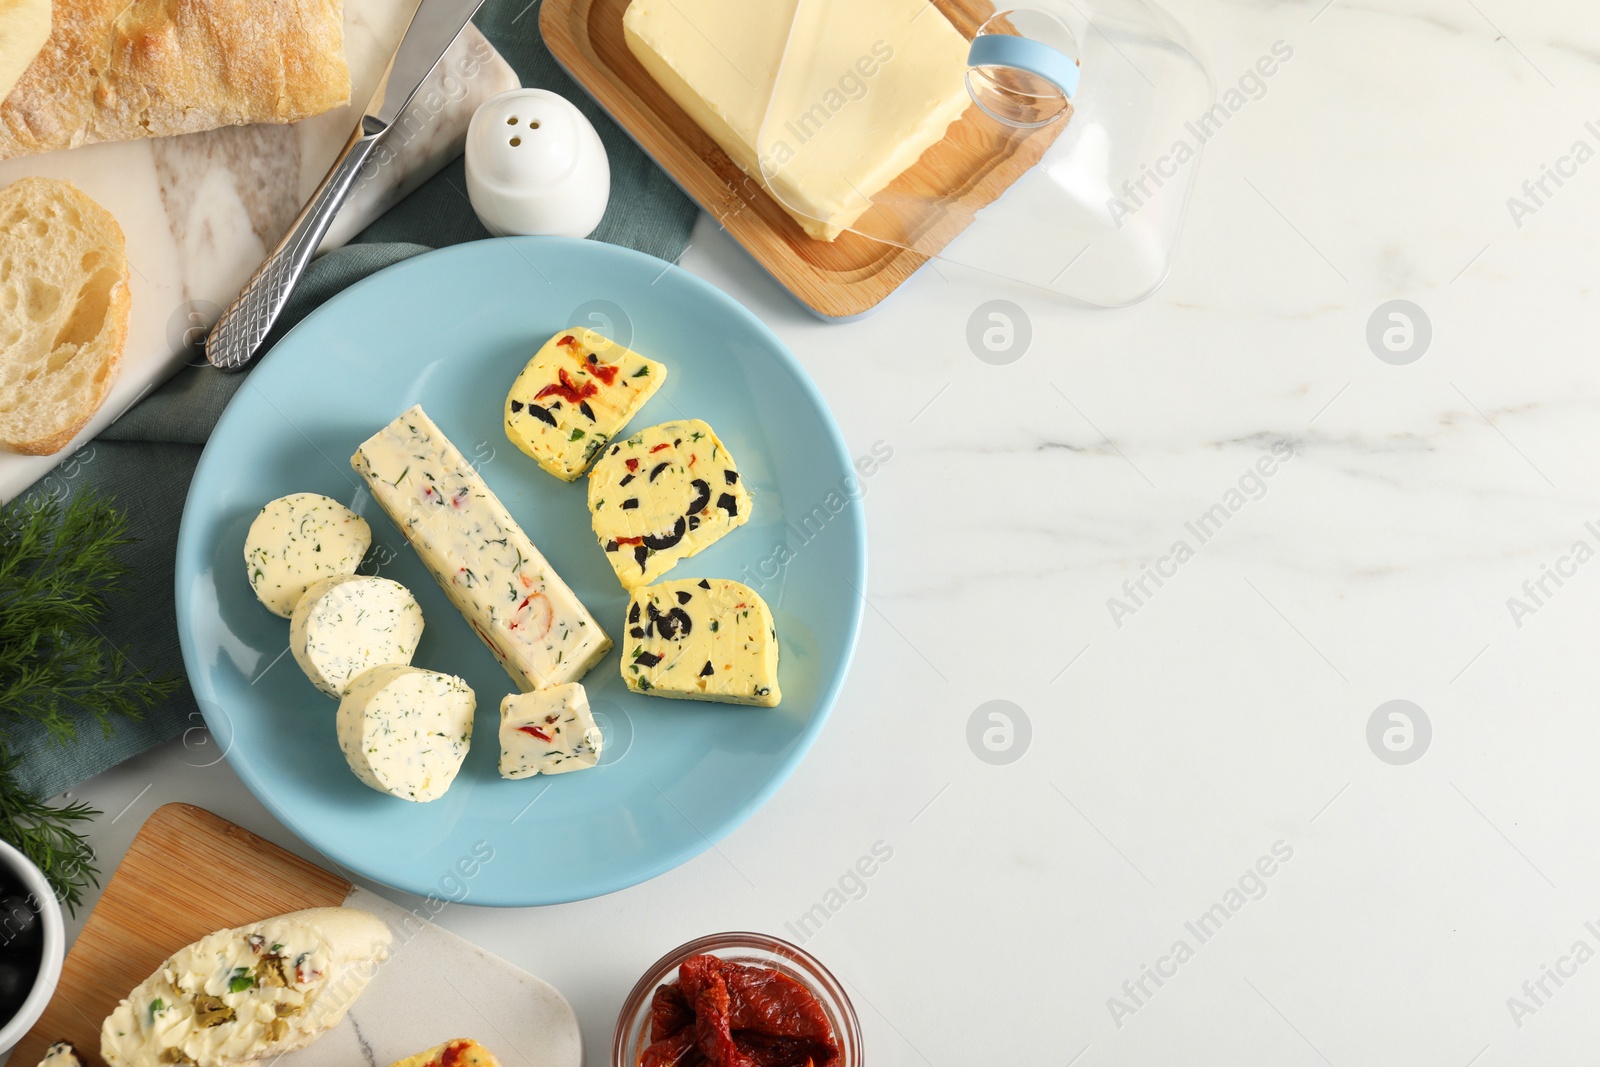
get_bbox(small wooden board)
[13,804,351,1067]
[542,0,1064,318]
[14,804,583,1067]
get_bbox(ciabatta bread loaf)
[0,177,131,456]
[0,0,349,160]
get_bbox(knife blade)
[205,0,486,372]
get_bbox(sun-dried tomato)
[733,1033,837,1067]
[651,983,694,1041]
[535,368,599,404]
[639,956,840,1067]
[436,1042,472,1067]
[641,1029,702,1067]
[694,973,749,1067]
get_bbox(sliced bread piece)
[0,177,130,455]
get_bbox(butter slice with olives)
[587,420,751,589]
[499,683,603,777]
[622,579,780,706]
[504,327,666,481]
[101,908,392,1067]
[39,1043,83,1067]
[391,1040,503,1067]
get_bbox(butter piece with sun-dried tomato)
[504,327,666,481]
[498,682,603,777]
[622,579,780,706]
[587,419,752,589]
[352,405,611,692]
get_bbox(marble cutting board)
[11,803,583,1067]
[0,2,521,504]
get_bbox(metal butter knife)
[206,0,486,372]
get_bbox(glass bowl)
[612,932,864,1067]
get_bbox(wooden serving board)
[541,0,1065,318]
[13,804,581,1067]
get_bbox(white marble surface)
[51,0,1600,1064]
[0,9,518,503]
[325,888,581,1067]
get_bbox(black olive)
[579,402,596,421]
[619,474,634,487]
[686,479,711,515]
[633,545,649,568]
[716,493,738,516]
[633,651,663,667]
[630,626,645,639]
[604,540,619,552]
[0,895,42,1020]
[628,602,641,624]
[621,499,639,510]
[0,896,41,958]
[528,404,557,428]
[0,957,31,1021]
[687,515,700,531]
[509,399,525,413]
[699,662,714,676]
[675,590,693,605]
[649,462,669,481]
[655,607,693,639]
[724,470,738,484]
[698,579,711,589]
[642,517,687,551]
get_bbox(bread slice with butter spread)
[0,177,130,455]
[100,907,392,1067]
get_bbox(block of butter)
[622,0,971,241]
[352,405,611,692]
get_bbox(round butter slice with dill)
[289,575,425,698]
[244,493,371,618]
[101,907,392,1067]
[337,665,476,802]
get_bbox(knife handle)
[206,124,384,372]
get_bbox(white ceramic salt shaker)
[465,88,611,238]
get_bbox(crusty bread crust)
[0,0,349,160]
[0,177,131,455]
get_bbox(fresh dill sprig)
[0,491,179,909]
[0,755,100,913]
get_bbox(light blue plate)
[175,237,866,906]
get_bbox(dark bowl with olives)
[0,839,63,1052]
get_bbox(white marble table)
[58,0,1600,1063]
